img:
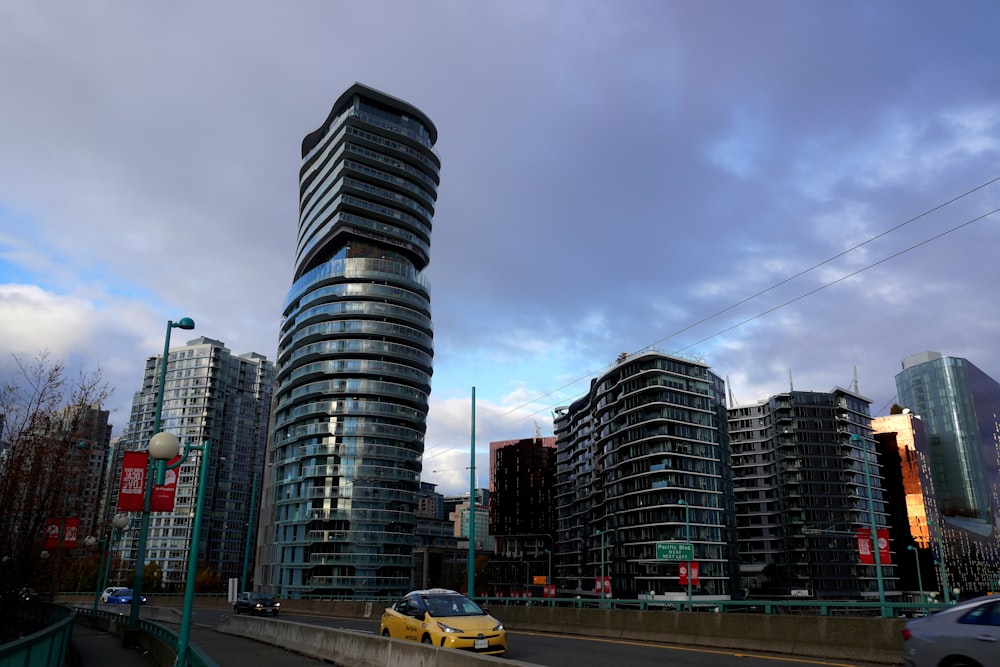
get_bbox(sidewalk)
[71,620,331,667]
[70,624,155,667]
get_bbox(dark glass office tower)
[895,351,1000,594]
[257,84,439,598]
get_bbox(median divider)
[493,606,905,665]
[215,614,538,667]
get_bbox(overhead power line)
[422,178,1000,463]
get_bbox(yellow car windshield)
[423,595,484,617]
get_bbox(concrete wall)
[215,615,537,667]
[492,606,905,665]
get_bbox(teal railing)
[0,605,75,667]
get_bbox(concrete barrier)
[215,615,537,667]
[492,606,905,665]
[234,600,905,665]
[66,595,906,664]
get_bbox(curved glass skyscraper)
[257,84,439,598]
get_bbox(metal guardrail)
[0,605,75,667]
[476,595,950,618]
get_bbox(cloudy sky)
[2,1,998,495]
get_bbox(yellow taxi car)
[379,588,507,655]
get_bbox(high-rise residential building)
[257,83,440,598]
[894,351,1000,595]
[488,436,557,596]
[729,388,898,599]
[114,337,274,589]
[57,403,112,540]
[553,351,737,601]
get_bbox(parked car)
[103,588,146,605]
[233,591,280,616]
[379,588,507,655]
[903,594,1000,667]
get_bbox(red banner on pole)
[857,528,892,565]
[679,562,699,586]
[61,518,79,549]
[118,451,148,511]
[151,455,181,512]
[43,517,61,549]
[876,528,891,564]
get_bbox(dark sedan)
[233,591,280,616]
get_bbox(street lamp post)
[90,514,131,611]
[907,544,924,603]
[128,317,194,632]
[595,530,605,608]
[678,499,691,611]
[928,519,952,604]
[850,434,885,615]
[544,548,552,592]
[172,438,212,667]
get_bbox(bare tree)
[0,352,111,615]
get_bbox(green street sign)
[656,541,693,561]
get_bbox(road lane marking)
[511,630,870,666]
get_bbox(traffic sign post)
[656,541,693,561]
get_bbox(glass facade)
[554,351,737,601]
[257,84,439,598]
[894,351,1000,595]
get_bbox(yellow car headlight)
[436,621,462,634]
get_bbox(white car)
[100,586,129,603]
[903,595,1000,667]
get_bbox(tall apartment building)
[57,403,112,540]
[488,437,557,595]
[257,83,440,598]
[114,337,274,589]
[553,351,737,601]
[894,351,1000,594]
[729,388,898,599]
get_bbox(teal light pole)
[241,471,260,594]
[467,387,476,598]
[678,499,691,611]
[544,548,552,589]
[92,514,131,611]
[172,438,211,667]
[907,544,924,603]
[850,434,885,615]
[128,317,195,631]
[595,530,605,608]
